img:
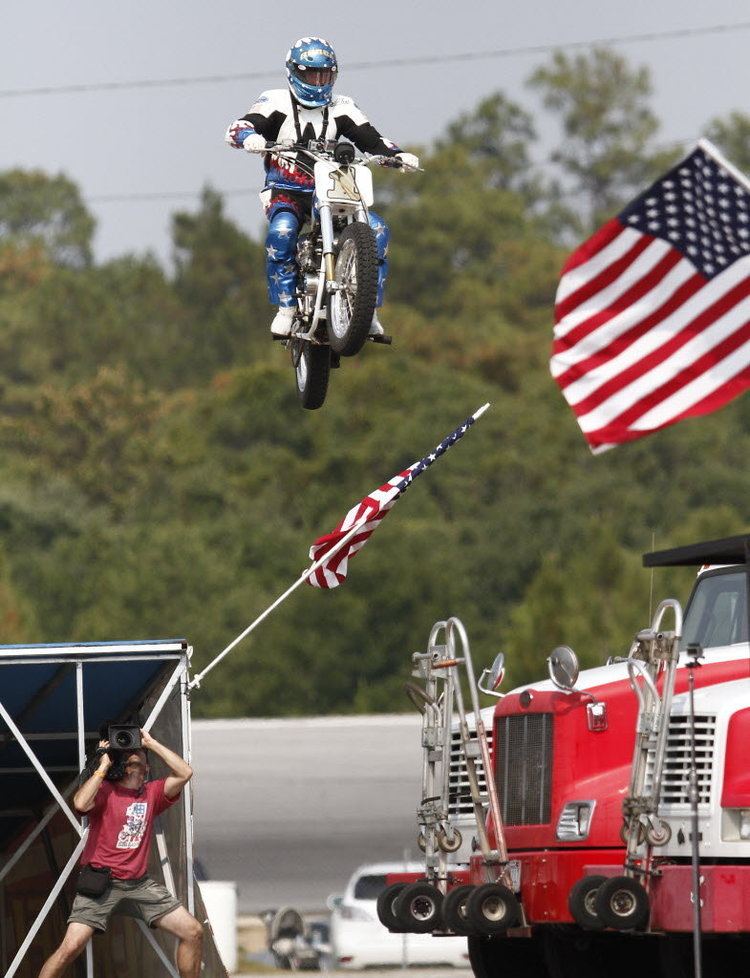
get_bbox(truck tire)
[594,876,650,931]
[394,881,443,933]
[443,884,475,935]
[465,882,521,935]
[568,875,607,930]
[376,882,407,932]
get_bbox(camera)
[108,724,141,751]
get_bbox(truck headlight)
[556,801,596,840]
[720,808,750,841]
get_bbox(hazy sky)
[3,1,750,264]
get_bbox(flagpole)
[188,521,363,691]
[188,402,491,691]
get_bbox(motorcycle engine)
[296,234,315,272]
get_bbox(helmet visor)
[294,66,335,87]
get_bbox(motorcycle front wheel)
[293,340,330,410]
[326,221,378,357]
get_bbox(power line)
[84,135,700,207]
[86,187,262,204]
[3,21,750,99]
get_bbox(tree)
[502,527,652,688]
[0,170,94,266]
[705,111,750,176]
[440,92,540,196]
[528,48,678,234]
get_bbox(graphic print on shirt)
[116,801,148,849]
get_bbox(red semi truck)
[389,533,750,978]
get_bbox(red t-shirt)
[80,778,179,880]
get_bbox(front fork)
[318,202,336,282]
[318,204,368,283]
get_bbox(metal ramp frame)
[0,640,225,978]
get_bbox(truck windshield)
[353,875,387,899]
[682,570,748,649]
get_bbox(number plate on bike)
[314,161,374,207]
[506,860,522,892]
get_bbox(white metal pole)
[189,403,491,692]
[0,699,83,836]
[75,662,95,978]
[0,779,79,884]
[143,660,185,732]
[136,920,181,978]
[180,665,196,915]
[155,825,177,898]
[4,834,87,978]
[188,520,364,691]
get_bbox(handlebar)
[263,141,420,170]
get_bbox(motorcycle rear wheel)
[293,341,330,410]
[327,221,378,357]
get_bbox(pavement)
[232,971,473,977]
[191,714,424,912]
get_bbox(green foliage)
[439,92,540,196]
[0,47,747,716]
[0,169,95,267]
[528,48,679,233]
[705,111,750,175]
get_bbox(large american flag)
[551,139,750,452]
[307,404,489,588]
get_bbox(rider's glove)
[396,152,419,171]
[243,132,268,154]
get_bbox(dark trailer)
[644,532,750,651]
[0,640,225,978]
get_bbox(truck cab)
[468,533,750,976]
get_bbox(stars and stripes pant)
[264,192,390,308]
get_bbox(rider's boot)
[271,306,295,338]
[369,312,385,337]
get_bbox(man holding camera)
[38,729,204,978]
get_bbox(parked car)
[329,862,470,970]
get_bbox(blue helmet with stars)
[286,37,338,109]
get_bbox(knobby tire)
[327,221,378,357]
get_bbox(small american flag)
[308,404,489,588]
[551,139,750,452]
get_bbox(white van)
[329,862,470,970]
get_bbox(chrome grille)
[495,714,553,825]
[646,713,716,807]
[447,724,493,819]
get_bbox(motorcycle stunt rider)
[225,36,419,338]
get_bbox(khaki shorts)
[68,875,181,932]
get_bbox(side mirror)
[547,645,580,691]
[326,894,343,912]
[478,653,506,698]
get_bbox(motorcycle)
[260,906,327,971]
[263,140,417,409]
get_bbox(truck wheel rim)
[481,896,507,922]
[584,889,600,915]
[611,890,636,917]
[410,896,435,922]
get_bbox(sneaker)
[271,306,295,337]
[369,313,384,337]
